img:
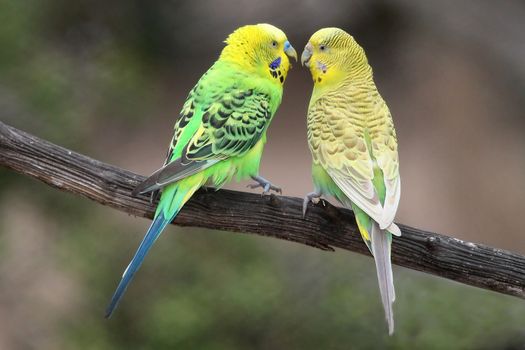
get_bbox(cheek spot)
[269,57,282,70]
[316,61,327,74]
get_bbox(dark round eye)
[272,40,278,47]
[319,45,326,51]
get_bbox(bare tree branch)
[1,121,524,299]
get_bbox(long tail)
[371,222,395,335]
[105,182,200,318]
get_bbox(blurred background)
[1,0,525,348]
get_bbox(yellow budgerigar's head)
[301,28,370,86]
[220,24,297,85]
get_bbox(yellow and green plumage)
[105,24,297,317]
[301,28,401,334]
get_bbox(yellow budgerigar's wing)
[370,97,400,229]
[307,85,400,231]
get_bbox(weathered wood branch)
[1,121,524,298]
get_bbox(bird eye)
[272,40,278,47]
[319,45,326,51]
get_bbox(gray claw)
[248,175,282,195]
[302,197,309,218]
[302,190,322,218]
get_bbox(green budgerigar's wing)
[183,88,271,161]
[133,64,276,195]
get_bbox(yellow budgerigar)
[301,28,401,334]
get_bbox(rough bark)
[1,121,524,299]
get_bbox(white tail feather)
[386,222,401,237]
[371,222,395,335]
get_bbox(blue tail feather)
[104,211,173,318]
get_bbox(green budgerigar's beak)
[284,41,298,61]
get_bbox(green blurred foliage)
[0,0,162,147]
[50,197,525,349]
[1,1,525,349]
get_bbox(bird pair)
[105,24,401,335]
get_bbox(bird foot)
[302,190,322,217]
[247,175,282,195]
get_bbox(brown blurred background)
[1,0,525,349]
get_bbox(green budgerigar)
[301,28,401,334]
[105,24,297,317]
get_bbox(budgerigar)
[105,24,297,318]
[301,28,401,334]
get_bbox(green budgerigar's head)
[301,27,370,86]
[220,24,297,86]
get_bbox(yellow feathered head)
[301,28,370,85]
[220,24,297,85]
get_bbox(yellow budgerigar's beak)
[284,41,298,61]
[301,42,313,67]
